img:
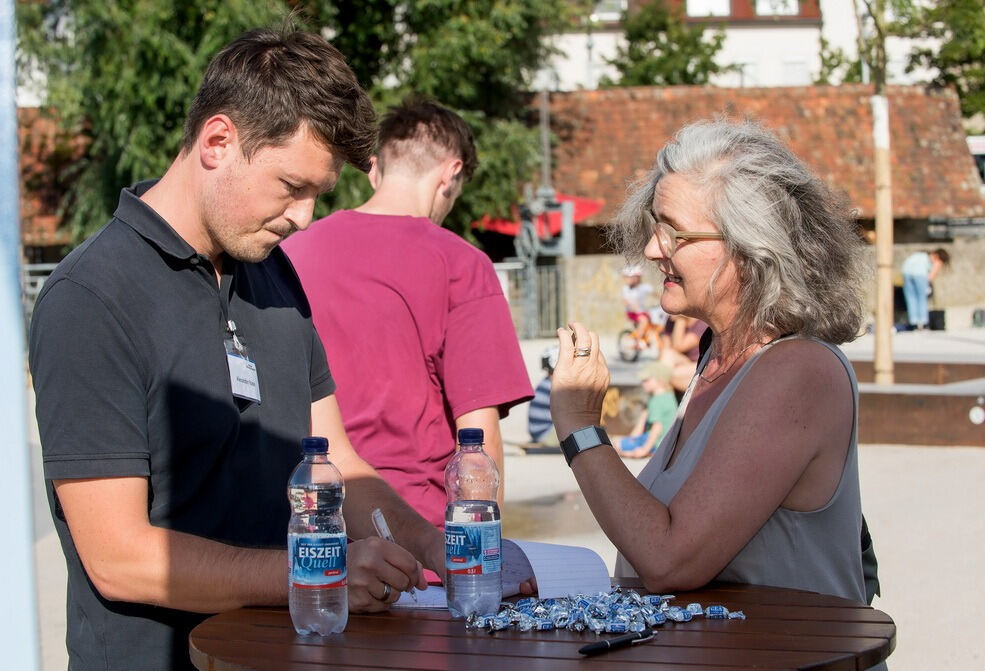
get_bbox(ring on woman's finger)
[381,583,391,601]
[573,346,592,357]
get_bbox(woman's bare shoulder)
[736,338,852,413]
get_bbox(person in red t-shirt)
[284,98,533,532]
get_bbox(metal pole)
[872,94,894,384]
[560,200,574,258]
[0,0,42,667]
[539,88,551,190]
[870,0,894,385]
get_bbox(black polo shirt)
[29,181,334,671]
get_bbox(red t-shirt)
[284,211,532,526]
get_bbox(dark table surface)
[190,581,895,670]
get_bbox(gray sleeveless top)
[615,336,867,603]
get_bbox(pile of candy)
[465,587,745,634]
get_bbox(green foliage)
[902,0,985,120]
[17,0,566,243]
[599,0,732,87]
[370,1,564,236]
[815,36,863,85]
[16,0,305,242]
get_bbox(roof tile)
[550,84,985,222]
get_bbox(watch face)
[562,427,610,465]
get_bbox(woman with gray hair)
[550,119,872,603]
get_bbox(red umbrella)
[472,192,604,237]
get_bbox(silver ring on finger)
[573,346,592,357]
[381,583,392,601]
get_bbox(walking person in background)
[284,98,532,526]
[901,248,950,330]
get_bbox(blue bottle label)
[289,533,347,588]
[445,521,501,575]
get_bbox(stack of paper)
[393,539,610,609]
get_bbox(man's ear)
[368,155,380,190]
[439,157,463,197]
[198,114,237,169]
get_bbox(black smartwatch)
[560,426,611,466]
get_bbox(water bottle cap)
[457,428,484,445]
[300,436,329,454]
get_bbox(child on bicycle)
[622,266,665,350]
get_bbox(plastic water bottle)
[444,428,502,618]
[287,436,348,635]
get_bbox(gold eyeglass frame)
[645,210,724,257]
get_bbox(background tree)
[16,0,567,242]
[16,0,292,241]
[814,36,864,85]
[328,0,569,237]
[599,0,732,87]
[902,0,985,124]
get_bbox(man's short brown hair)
[182,27,376,172]
[376,98,478,181]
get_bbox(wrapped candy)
[464,587,744,634]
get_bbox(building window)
[686,0,730,18]
[782,61,810,85]
[737,62,758,87]
[592,0,627,23]
[755,0,798,16]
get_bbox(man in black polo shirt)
[29,27,444,671]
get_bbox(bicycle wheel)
[617,329,640,362]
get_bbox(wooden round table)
[190,582,895,670]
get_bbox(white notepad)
[393,539,610,609]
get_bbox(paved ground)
[31,328,985,670]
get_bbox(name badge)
[224,320,261,404]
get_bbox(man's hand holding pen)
[372,508,421,603]
[346,528,426,613]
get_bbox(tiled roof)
[18,107,79,247]
[550,84,985,223]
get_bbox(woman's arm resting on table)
[311,395,446,583]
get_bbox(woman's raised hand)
[550,322,611,441]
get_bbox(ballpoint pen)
[370,507,418,602]
[578,628,655,656]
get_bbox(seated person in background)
[659,315,708,392]
[549,119,876,607]
[618,361,678,458]
[528,346,559,446]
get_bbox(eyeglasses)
[645,211,724,258]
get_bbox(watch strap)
[561,426,611,466]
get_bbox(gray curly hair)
[609,119,869,348]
